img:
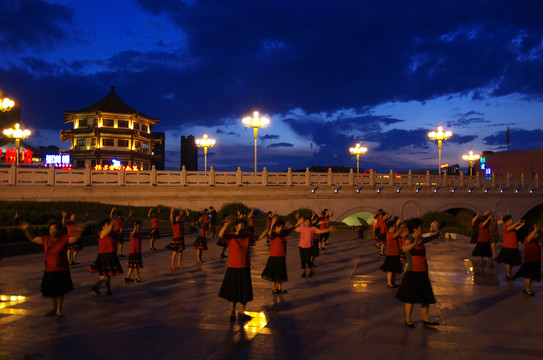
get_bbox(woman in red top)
[110,206,132,257]
[496,215,525,279]
[21,219,82,317]
[192,210,209,263]
[471,213,493,263]
[166,207,189,270]
[261,216,294,294]
[125,221,143,282]
[88,218,124,295]
[379,217,406,288]
[62,211,85,265]
[148,208,161,250]
[395,218,439,328]
[218,217,262,321]
[514,224,542,296]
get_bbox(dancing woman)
[496,215,525,279]
[395,218,439,328]
[166,207,189,270]
[261,216,294,294]
[148,208,161,251]
[515,224,542,296]
[379,217,406,288]
[21,219,83,317]
[471,212,493,263]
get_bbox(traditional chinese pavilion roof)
[64,87,159,122]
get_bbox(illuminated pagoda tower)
[60,87,163,170]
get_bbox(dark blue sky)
[1,0,543,171]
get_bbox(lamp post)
[242,111,270,172]
[1,97,15,112]
[195,134,215,172]
[462,151,480,176]
[428,126,452,174]
[349,143,368,174]
[3,123,31,167]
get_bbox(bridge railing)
[0,165,539,190]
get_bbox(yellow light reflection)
[0,295,27,315]
[242,311,267,333]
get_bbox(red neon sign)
[0,149,34,164]
[94,164,139,172]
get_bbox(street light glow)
[195,134,216,172]
[1,97,15,112]
[242,111,270,172]
[428,126,453,175]
[462,150,480,176]
[349,143,368,174]
[3,123,32,167]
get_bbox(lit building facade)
[478,148,543,178]
[60,87,163,170]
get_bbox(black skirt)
[515,261,541,281]
[472,242,492,257]
[149,228,161,239]
[41,270,73,297]
[261,256,288,283]
[312,244,320,257]
[395,270,436,304]
[192,236,208,250]
[166,238,185,252]
[127,253,143,268]
[219,267,253,304]
[68,241,84,251]
[380,255,403,273]
[88,253,124,276]
[496,248,522,266]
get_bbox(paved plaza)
[1,230,542,360]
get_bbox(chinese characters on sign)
[0,149,33,164]
[45,154,71,168]
[94,164,139,172]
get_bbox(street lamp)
[195,134,215,172]
[242,111,270,172]
[349,143,368,174]
[3,123,31,167]
[428,126,452,174]
[1,97,15,112]
[462,151,480,176]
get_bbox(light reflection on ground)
[242,311,267,334]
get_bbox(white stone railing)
[0,165,539,189]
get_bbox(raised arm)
[170,207,175,223]
[20,222,43,245]
[61,211,68,226]
[68,223,85,244]
[472,213,479,225]
[110,207,116,219]
[218,217,234,239]
[526,224,540,243]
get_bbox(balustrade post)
[349,168,354,186]
[209,166,216,186]
[84,165,91,186]
[476,172,480,187]
[443,171,447,187]
[460,171,464,187]
[262,167,268,186]
[181,165,187,186]
[408,170,413,187]
[369,169,375,186]
[236,167,242,186]
[305,168,311,186]
[426,170,430,187]
[326,168,332,186]
[521,173,525,188]
[491,173,496,188]
[151,165,157,186]
[389,169,394,186]
[535,173,539,189]
[8,164,16,186]
[47,166,55,186]
[119,169,126,186]
[506,172,511,188]
[287,167,293,186]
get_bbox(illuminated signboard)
[94,159,139,172]
[0,149,33,164]
[45,154,71,167]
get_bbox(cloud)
[260,134,280,141]
[267,142,293,148]
[483,128,543,150]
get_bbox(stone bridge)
[0,165,541,222]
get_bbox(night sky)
[1,0,543,172]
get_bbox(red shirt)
[113,218,123,232]
[478,224,490,243]
[405,236,428,272]
[172,220,183,238]
[222,233,253,268]
[502,224,518,249]
[249,216,254,227]
[151,216,158,229]
[299,226,317,248]
[386,232,400,256]
[129,233,141,254]
[43,235,70,272]
[269,230,289,257]
[98,235,116,254]
[65,219,76,237]
[524,237,541,262]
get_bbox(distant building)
[181,135,198,171]
[478,148,543,177]
[60,87,163,170]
